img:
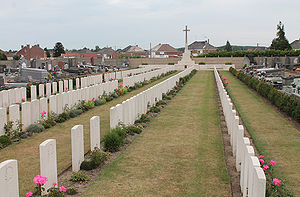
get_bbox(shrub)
[70,172,89,182]
[198,62,205,65]
[225,62,232,65]
[150,106,160,113]
[135,114,150,124]
[168,62,175,65]
[27,124,45,133]
[70,109,83,118]
[66,188,78,195]
[141,62,148,65]
[103,131,124,152]
[0,135,12,148]
[156,100,167,106]
[162,94,171,100]
[125,126,142,135]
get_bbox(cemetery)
[0,26,299,197]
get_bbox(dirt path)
[82,71,231,197]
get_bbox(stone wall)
[128,57,245,69]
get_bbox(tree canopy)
[53,42,65,57]
[270,21,292,50]
[224,40,232,52]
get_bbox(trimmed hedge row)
[229,67,300,123]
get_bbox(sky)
[0,0,299,51]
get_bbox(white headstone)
[76,78,80,89]
[52,82,57,94]
[31,99,40,123]
[69,79,73,91]
[59,81,63,93]
[2,90,9,107]
[39,97,48,120]
[71,125,84,172]
[8,89,16,105]
[9,105,20,129]
[90,116,100,151]
[46,83,51,98]
[253,167,266,197]
[64,80,68,92]
[0,108,7,136]
[20,87,26,102]
[39,84,45,98]
[21,102,31,130]
[31,86,37,100]
[0,160,19,197]
[49,95,57,114]
[40,139,58,193]
[15,88,21,103]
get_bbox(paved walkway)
[83,71,231,197]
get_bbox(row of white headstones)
[0,66,159,109]
[0,66,188,197]
[110,67,194,129]
[214,68,266,197]
[0,66,169,136]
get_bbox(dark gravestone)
[0,76,4,86]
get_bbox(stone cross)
[183,25,190,51]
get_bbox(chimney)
[207,39,210,44]
[37,44,39,47]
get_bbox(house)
[121,45,146,57]
[188,41,217,56]
[150,43,181,58]
[291,38,300,50]
[17,44,46,61]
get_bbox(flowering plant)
[26,175,66,196]
[259,156,293,196]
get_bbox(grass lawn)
[0,72,179,196]
[221,71,300,195]
[83,71,231,197]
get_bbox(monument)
[176,25,196,68]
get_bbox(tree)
[53,42,65,57]
[270,21,292,50]
[13,54,20,60]
[95,45,100,52]
[0,53,7,60]
[224,40,232,52]
[44,48,51,58]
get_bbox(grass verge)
[82,71,231,197]
[0,71,179,196]
[221,71,300,196]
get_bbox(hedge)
[229,67,300,123]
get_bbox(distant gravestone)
[69,79,73,91]
[2,90,9,107]
[9,105,20,130]
[31,85,37,100]
[52,82,57,94]
[31,99,40,123]
[39,84,45,98]
[71,125,84,172]
[0,160,19,197]
[46,83,51,97]
[49,95,57,114]
[59,81,63,93]
[40,139,57,193]
[39,98,48,120]
[0,108,7,136]
[21,102,31,130]
[90,116,100,151]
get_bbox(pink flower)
[263,165,269,170]
[53,183,57,186]
[270,160,276,165]
[26,192,33,197]
[273,178,281,186]
[93,97,95,100]
[259,159,265,163]
[33,175,48,185]
[22,98,25,102]
[45,94,47,97]
[259,155,264,159]
[59,185,67,192]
